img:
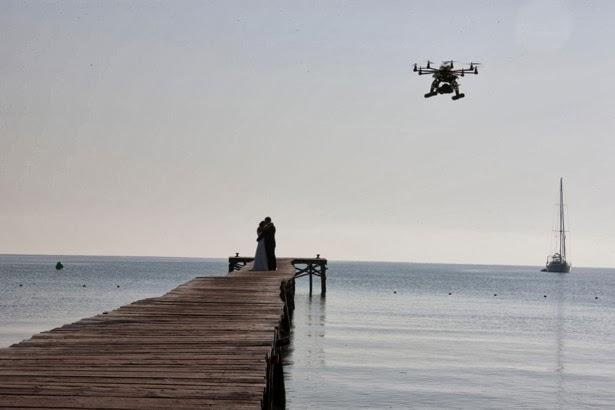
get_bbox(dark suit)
[263,223,276,270]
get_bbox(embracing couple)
[253,217,276,271]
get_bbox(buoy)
[494,293,497,297]
[595,296,599,300]
[393,290,397,294]
[82,284,86,288]
[19,284,23,287]
[102,311,108,315]
[55,262,64,270]
[448,292,452,295]
[544,295,547,298]
[116,285,120,288]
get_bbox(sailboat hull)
[545,261,571,273]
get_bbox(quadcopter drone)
[413,60,480,100]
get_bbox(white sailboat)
[543,178,571,273]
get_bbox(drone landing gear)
[451,93,465,101]
[424,92,437,98]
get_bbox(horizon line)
[0,252,612,270]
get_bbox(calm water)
[0,255,226,347]
[286,262,615,409]
[1,256,614,408]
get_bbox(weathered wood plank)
[0,395,260,409]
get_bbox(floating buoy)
[102,311,108,315]
[19,284,23,287]
[55,262,64,270]
[544,295,547,298]
[393,290,397,294]
[595,296,599,300]
[448,292,452,295]
[82,284,86,288]
[494,293,497,297]
[116,285,120,288]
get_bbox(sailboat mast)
[559,177,566,260]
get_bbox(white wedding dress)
[253,238,269,271]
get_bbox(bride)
[252,221,269,271]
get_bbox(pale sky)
[2,0,615,267]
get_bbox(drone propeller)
[467,62,481,70]
[442,60,457,68]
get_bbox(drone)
[413,60,480,100]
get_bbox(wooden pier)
[0,258,304,409]
[229,255,328,296]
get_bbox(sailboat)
[543,178,571,273]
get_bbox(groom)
[262,216,276,270]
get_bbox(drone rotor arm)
[451,67,478,74]
[415,67,438,75]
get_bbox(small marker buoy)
[595,296,599,300]
[393,290,397,294]
[102,311,108,315]
[82,284,86,288]
[494,293,497,297]
[19,284,23,287]
[448,292,452,295]
[116,285,120,288]
[544,295,547,298]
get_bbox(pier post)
[316,254,326,296]
[321,264,327,296]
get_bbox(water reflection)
[306,294,327,367]
[555,273,566,409]
[283,292,327,371]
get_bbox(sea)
[1,255,614,409]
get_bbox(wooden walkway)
[0,259,297,409]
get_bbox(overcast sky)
[1,0,615,266]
